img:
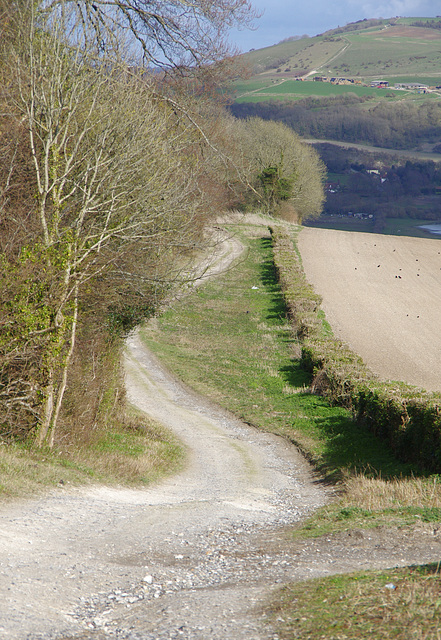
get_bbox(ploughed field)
[298,228,441,392]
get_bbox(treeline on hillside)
[323,18,385,35]
[230,96,441,150]
[315,144,441,229]
[0,2,325,450]
[409,20,441,29]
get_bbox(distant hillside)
[234,17,441,100]
[229,17,441,231]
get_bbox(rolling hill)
[228,17,441,237]
[232,17,441,103]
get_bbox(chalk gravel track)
[0,330,327,640]
[0,224,326,640]
[2,222,441,640]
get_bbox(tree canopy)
[0,1,327,450]
[0,0,254,446]
[233,117,326,221]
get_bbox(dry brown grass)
[69,417,184,485]
[382,25,441,40]
[282,383,310,395]
[343,473,441,511]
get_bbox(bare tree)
[39,0,257,67]
[1,4,219,446]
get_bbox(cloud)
[348,0,439,18]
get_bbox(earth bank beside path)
[298,227,441,392]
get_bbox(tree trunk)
[36,283,79,448]
[48,283,79,448]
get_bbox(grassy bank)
[0,409,183,500]
[266,563,441,640]
[271,226,441,473]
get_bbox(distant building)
[395,82,427,90]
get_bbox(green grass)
[239,34,335,69]
[136,217,441,640]
[234,94,307,103]
[0,412,183,499]
[398,17,441,26]
[141,218,441,527]
[141,217,441,636]
[236,19,441,92]
[327,172,350,185]
[295,501,441,539]
[264,81,389,98]
[230,79,276,95]
[141,223,417,483]
[234,80,398,103]
[391,76,441,85]
[267,564,441,640]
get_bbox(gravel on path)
[0,328,328,640]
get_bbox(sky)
[228,0,441,52]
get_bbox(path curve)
[2,222,441,640]
[0,330,326,640]
[0,223,327,640]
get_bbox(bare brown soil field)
[298,227,441,392]
[382,25,441,40]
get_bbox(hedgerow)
[271,226,441,471]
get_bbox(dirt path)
[2,221,441,640]
[0,329,327,640]
[298,227,441,392]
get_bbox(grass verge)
[137,216,441,636]
[266,563,441,640]
[0,410,183,500]
[272,225,441,473]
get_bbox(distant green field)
[397,16,441,25]
[264,81,391,97]
[234,94,304,103]
[391,76,441,85]
[329,29,441,77]
[233,80,398,102]
[231,80,274,94]
[327,172,350,185]
[241,35,327,67]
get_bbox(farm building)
[370,80,389,88]
[394,82,428,90]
